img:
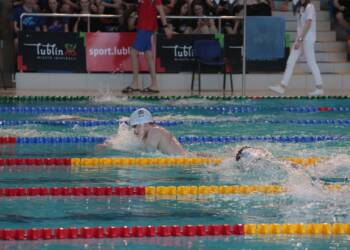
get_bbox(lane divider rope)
[0,95,349,103]
[0,157,325,167]
[0,136,347,144]
[1,105,350,114]
[0,184,346,198]
[0,106,257,114]
[283,107,350,112]
[128,95,350,100]
[1,223,350,240]
[2,119,350,127]
[0,96,89,102]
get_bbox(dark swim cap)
[235,146,252,161]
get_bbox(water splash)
[105,122,143,152]
[209,146,350,201]
[162,98,215,106]
[153,114,240,123]
[40,115,96,121]
[307,155,350,180]
[0,128,63,137]
[92,84,128,104]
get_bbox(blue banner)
[246,16,285,60]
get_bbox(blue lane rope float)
[283,106,350,112]
[1,105,350,114]
[177,135,350,144]
[1,135,349,145]
[2,119,350,127]
[0,120,120,127]
[0,106,258,114]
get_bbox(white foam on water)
[39,115,96,121]
[280,161,350,223]
[204,146,291,184]
[105,122,143,152]
[91,87,141,105]
[161,98,215,106]
[0,128,63,137]
[207,146,350,203]
[307,155,350,179]
[153,114,240,122]
[93,95,130,105]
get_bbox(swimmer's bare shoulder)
[148,126,188,155]
[145,127,162,146]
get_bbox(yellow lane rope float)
[71,157,326,167]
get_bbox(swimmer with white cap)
[127,108,188,155]
[100,108,268,159]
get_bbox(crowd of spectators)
[12,0,274,35]
[328,0,350,60]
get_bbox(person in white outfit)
[269,0,324,96]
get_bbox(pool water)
[0,96,350,249]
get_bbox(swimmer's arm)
[96,139,113,150]
[183,151,213,158]
[45,115,97,121]
[161,138,188,155]
[193,152,213,157]
[144,129,185,155]
[62,116,96,121]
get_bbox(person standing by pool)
[269,0,324,96]
[122,0,172,94]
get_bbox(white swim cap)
[129,108,153,126]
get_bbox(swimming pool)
[0,95,350,249]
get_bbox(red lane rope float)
[0,186,146,197]
[0,137,16,144]
[0,224,245,240]
[0,184,347,197]
[1,224,350,240]
[0,158,71,166]
[318,107,333,112]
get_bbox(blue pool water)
[0,96,350,249]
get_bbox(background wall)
[0,0,15,89]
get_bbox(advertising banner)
[156,34,215,72]
[17,32,286,73]
[85,32,153,72]
[18,31,85,72]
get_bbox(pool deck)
[1,88,350,97]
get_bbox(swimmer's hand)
[185,152,213,158]
[62,115,97,121]
[96,144,106,151]
[195,152,213,157]
[96,142,112,151]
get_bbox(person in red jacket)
[122,0,172,94]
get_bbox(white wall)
[16,72,350,94]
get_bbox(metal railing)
[20,13,120,33]
[20,6,247,95]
